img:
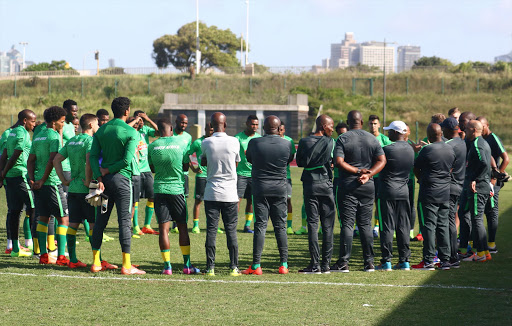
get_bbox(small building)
[158,93,309,140]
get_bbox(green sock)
[180,245,191,267]
[281,261,288,268]
[144,204,154,227]
[161,249,172,270]
[301,204,307,227]
[12,240,20,253]
[287,220,292,228]
[132,203,139,232]
[193,219,199,228]
[245,213,253,227]
[251,263,261,269]
[83,220,90,237]
[56,225,68,256]
[67,227,78,263]
[36,221,48,255]
[23,216,32,240]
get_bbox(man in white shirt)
[201,112,241,276]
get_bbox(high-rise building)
[329,32,358,69]
[0,45,23,73]
[397,45,421,72]
[359,42,395,72]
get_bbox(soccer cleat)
[162,268,173,275]
[298,265,322,274]
[103,233,115,241]
[132,234,141,239]
[376,262,392,271]
[183,265,200,275]
[141,227,159,235]
[243,226,254,234]
[412,261,435,271]
[294,227,308,235]
[411,233,423,242]
[90,264,102,273]
[242,266,263,275]
[439,261,451,270]
[191,226,200,234]
[230,267,242,276]
[473,254,487,262]
[449,260,460,269]
[217,228,224,234]
[101,260,119,270]
[68,260,87,268]
[10,250,33,258]
[56,255,70,266]
[170,227,179,234]
[204,268,215,276]
[121,265,146,275]
[19,245,31,252]
[39,253,56,265]
[5,248,12,254]
[85,235,90,242]
[462,252,477,262]
[330,262,349,273]
[364,263,375,272]
[286,227,294,235]
[279,266,289,274]
[321,266,331,274]
[373,229,379,238]
[486,253,492,261]
[393,262,411,271]
[488,246,498,254]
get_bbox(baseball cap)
[440,117,459,130]
[383,121,407,134]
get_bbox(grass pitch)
[0,168,511,325]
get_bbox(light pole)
[19,42,28,70]
[196,0,201,74]
[245,0,249,66]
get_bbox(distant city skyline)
[0,0,511,70]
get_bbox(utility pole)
[245,0,249,66]
[19,42,28,70]
[95,51,99,75]
[196,0,201,74]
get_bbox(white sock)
[25,238,33,247]
[373,226,379,231]
[6,239,12,250]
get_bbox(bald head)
[466,120,483,140]
[210,112,226,132]
[427,123,443,143]
[315,114,334,137]
[263,115,281,135]
[476,116,490,136]
[459,111,476,131]
[18,109,37,132]
[347,110,363,129]
[175,114,188,133]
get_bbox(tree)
[152,22,243,72]
[413,56,453,67]
[23,60,75,72]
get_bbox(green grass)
[0,167,511,325]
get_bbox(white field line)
[0,271,509,292]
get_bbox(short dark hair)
[157,118,173,132]
[280,121,285,126]
[368,115,379,122]
[80,114,98,130]
[247,115,258,121]
[111,97,131,118]
[336,122,348,130]
[96,109,109,117]
[448,107,460,116]
[133,110,144,117]
[18,109,35,122]
[63,99,77,111]
[44,106,67,124]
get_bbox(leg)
[319,195,335,270]
[337,193,357,264]
[418,202,438,263]
[448,195,460,262]
[252,196,270,267]
[269,196,289,268]
[408,179,416,237]
[221,202,239,270]
[436,202,451,262]
[204,200,220,270]
[357,196,375,266]
[395,200,411,263]
[304,194,321,268]
[486,184,500,247]
[378,199,395,265]
[470,193,489,256]
[458,190,471,252]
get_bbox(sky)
[1,0,511,69]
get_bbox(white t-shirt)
[201,132,240,202]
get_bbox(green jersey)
[30,127,62,186]
[173,131,192,175]
[235,131,261,177]
[0,128,11,153]
[148,136,188,195]
[33,123,46,138]
[188,136,207,178]
[374,133,392,178]
[136,132,151,173]
[58,133,93,193]
[5,126,32,177]
[139,125,156,145]
[61,121,75,172]
[90,118,137,180]
[283,135,296,179]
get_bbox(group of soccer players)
[0,97,507,275]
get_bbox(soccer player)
[188,124,214,234]
[96,109,110,127]
[201,113,241,276]
[477,116,509,253]
[148,118,200,275]
[0,123,15,254]
[27,106,70,265]
[331,111,386,273]
[235,115,261,233]
[61,99,79,192]
[460,120,493,262]
[279,122,297,235]
[448,107,461,121]
[126,116,143,239]
[376,121,414,271]
[89,97,145,275]
[440,117,467,268]
[0,110,37,257]
[170,114,192,233]
[412,123,455,271]
[368,115,392,238]
[296,115,335,274]
[133,110,159,234]
[54,114,100,268]
[242,116,294,275]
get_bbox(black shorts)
[287,178,292,199]
[5,176,34,212]
[132,175,141,203]
[184,174,189,197]
[195,176,207,201]
[154,193,186,224]
[139,171,154,199]
[68,192,95,224]
[34,184,68,218]
[237,175,252,199]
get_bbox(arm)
[358,154,386,184]
[53,153,71,186]
[296,140,306,167]
[0,148,8,175]
[140,113,159,133]
[27,154,36,187]
[149,164,155,174]
[183,163,189,172]
[85,153,93,186]
[499,152,509,173]
[127,116,142,127]
[89,134,102,179]
[0,149,22,181]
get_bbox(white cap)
[383,121,407,134]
